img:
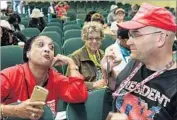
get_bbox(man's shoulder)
[117,59,139,81]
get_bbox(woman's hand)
[51,54,73,66]
[14,99,45,119]
[93,79,107,89]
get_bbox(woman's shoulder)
[0,64,25,78]
[71,46,85,56]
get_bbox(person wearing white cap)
[107,5,118,26]
[110,8,125,34]
[28,8,46,32]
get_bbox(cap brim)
[117,20,146,30]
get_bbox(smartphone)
[30,85,49,109]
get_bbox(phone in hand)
[30,85,49,109]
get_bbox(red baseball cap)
[118,3,176,32]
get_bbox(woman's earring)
[27,53,30,59]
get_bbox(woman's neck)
[28,62,48,85]
[86,46,97,54]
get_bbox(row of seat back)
[0,46,24,70]
[66,88,112,120]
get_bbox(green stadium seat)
[47,22,62,28]
[40,31,62,47]
[50,18,63,24]
[62,37,84,55]
[77,8,86,13]
[76,19,84,27]
[42,26,63,37]
[1,46,23,70]
[63,24,81,32]
[53,42,64,74]
[20,19,29,28]
[66,88,112,120]
[63,20,77,26]
[22,28,40,39]
[63,29,81,42]
[100,35,115,51]
[66,11,77,21]
[77,14,86,21]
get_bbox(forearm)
[85,82,94,90]
[68,60,81,77]
[102,68,119,91]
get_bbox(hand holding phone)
[30,86,49,109]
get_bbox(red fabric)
[118,3,176,32]
[55,6,66,17]
[0,63,88,113]
[64,5,70,10]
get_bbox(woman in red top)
[0,36,88,119]
[55,2,67,18]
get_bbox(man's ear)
[157,32,166,48]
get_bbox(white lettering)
[123,81,171,107]
[147,88,156,101]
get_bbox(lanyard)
[112,60,175,97]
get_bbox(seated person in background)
[66,22,106,90]
[0,36,88,119]
[91,13,115,37]
[28,8,45,32]
[8,12,25,32]
[55,2,67,20]
[103,3,177,120]
[0,20,26,46]
[63,1,70,11]
[128,4,139,18]
[107,4,118,26]
[5,5,13,16]
[101,28,130,84]
[110,8,125,35]
[84,11,97,24]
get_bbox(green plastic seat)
[100,35,115,51]
[22,28,40,39]
[77,8,86,13]
[66,11,77,21]
[50,18,63,24]
[62,37,84,55]
[40,31,63,47]
[47,22,62,28]
[63,29,81,42]
[53,42,64,73]
[20,19,29,28]
[42,26,63,39]
[1,46,24,70]
[77,14,86,21]
[66,88,112,120]
[63,20,77,26]
[63,24,81,32]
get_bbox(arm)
[57,74,88,103]
[0,70,44,119]
[101,47,122,90]
[52,54,88,103]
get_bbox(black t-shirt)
[114,59,177,120]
